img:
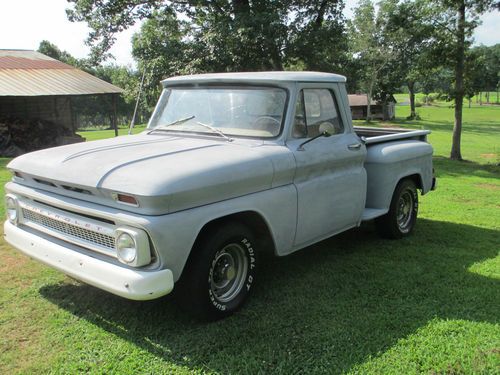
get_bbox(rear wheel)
[177,222,257,320]
[376,179,418,239]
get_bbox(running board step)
[362,208,388,221]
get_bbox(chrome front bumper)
[4,221,174,300]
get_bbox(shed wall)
[0,96,72,131]
[350,104,395,120]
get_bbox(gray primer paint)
[5,72,435,286]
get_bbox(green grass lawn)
[393,92,500,106]
[1,105,499,374]
[76,124,147,141]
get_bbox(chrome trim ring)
[209,243,248,303]
[397,191,414,232]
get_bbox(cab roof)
[162,71,346,86]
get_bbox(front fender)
[147,184,297,281]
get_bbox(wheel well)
[403,173,423,191]
[176,211,275,284]
[193,211,276,255]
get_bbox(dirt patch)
[476,183,500,191]
[480,153,497,159]
[0,247,29,272]
[0,242,40,290]
[378,122,402,128]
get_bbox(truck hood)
[8,133,294,214]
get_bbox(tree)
[424,0,499,160]
[130,10,187,110]
[472,44,500,102]
[66,0,353,116]
[419,67,454,104]
[381,0,436,119]
[38,40,83,68]
[66,0,349,73]
[463,47,486,107]
[286,0,349,73]
[349,0,398,121]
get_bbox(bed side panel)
[364,140,433,210]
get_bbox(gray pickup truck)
[4,72,436,319]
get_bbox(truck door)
[287,83,367,248]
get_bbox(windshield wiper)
[147,115,195,134]
[195,121,233,142]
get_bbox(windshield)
[148,86,287,138]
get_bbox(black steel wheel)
[376,179,418,239]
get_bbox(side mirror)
[319,122,335,137]
[297,122,336,151]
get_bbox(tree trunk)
[408,81,416,118]
[366,85,373,122]
[468,97,471,108]
[269,46,283,71]
[365,69,377,122]
[479,91,482,105]
[486,91,490,104]
[112,94,118,137]
[450,1,465,161]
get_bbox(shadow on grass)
[432,156,500,178]
[39,219,499,373]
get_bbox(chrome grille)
[21,207,116,253]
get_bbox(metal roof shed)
[348,94,396,121]
[0,50,123,96]
[0,50,124,155]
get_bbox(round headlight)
[6,196,18,224]
[116,232,137,264]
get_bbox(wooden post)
[112,94,118,137]
[69,97,76,134]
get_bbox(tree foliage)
[346,0,499,152]
[348,0,403,121]
[64,0,500,157]
[376,0,436,118]
[67,0,349,73]
[419,0,499,160]
[66,0,355,111]
[38,40,85,69]
[471,43,500,94]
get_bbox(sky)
[0,0,499,67]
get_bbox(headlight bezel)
[5,194,19,225]
[115,227,151,267]
[116,232,137,263]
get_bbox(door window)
[292,89,344,138]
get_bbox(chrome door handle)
[348,143,362,150]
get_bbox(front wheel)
[177,222,257,320]
[375,179,418,239]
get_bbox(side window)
[292,89,344,138]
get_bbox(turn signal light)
[112,193,138,206]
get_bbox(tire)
[375,179,418,239]
[177,222,257,320]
